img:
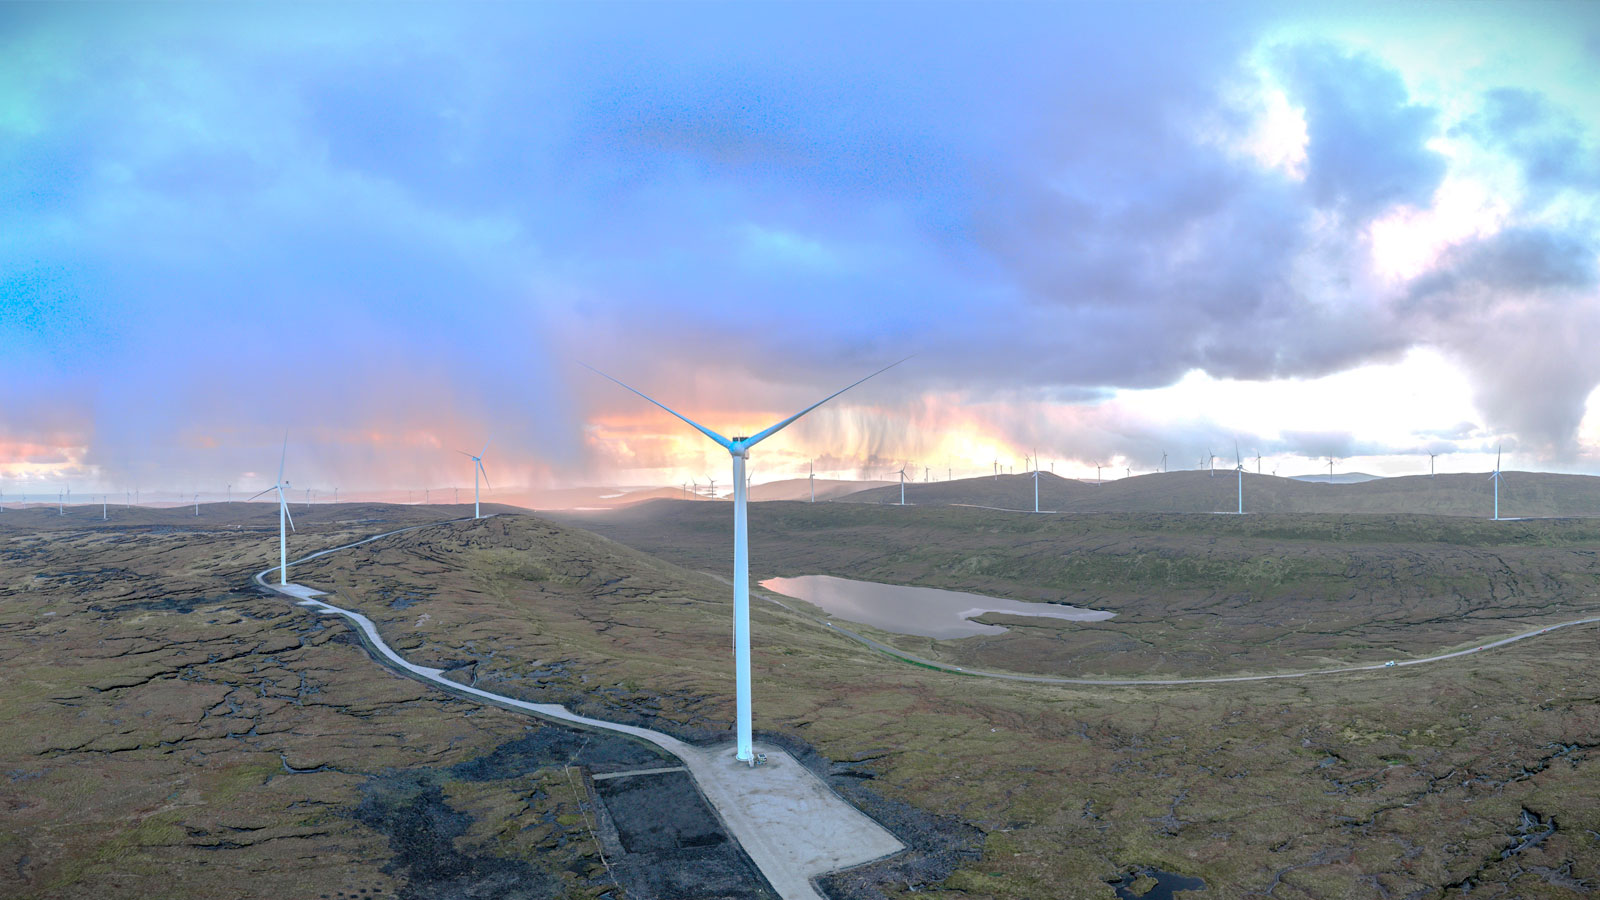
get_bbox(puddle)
[1107,867,1207,899]
[760,574,1112,638]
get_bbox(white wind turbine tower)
[896,463,909,506]
[584,357,905,764]
[1489,445,1505,520]
[1031,452,1040,513]
[102,496,107,520]
[1207,448,1215,477]
[993,458,999,481]
[1328,457,1336,483]
[459,438,491,519]
[1161,451,1167,473]
[193,493,199,516]
[247,437,296,586]
[809,461,816,502]
[1234,444,1245,514]
[1255,451,1261,474]
[1429,452,1437,478]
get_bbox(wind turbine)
[1208,448,1215,477]
[102,496,107,520]
[896,463,909,506]
[1096,464,1103,485]
[1234,444,1245,514]
[1255,451,1261,474]
[1031,455,1040,513]
[993,459,999,481]
[1489,445,1504,520]
[193,493,199,516]
[460,438,491,519]
[1328,457,1336,483]
[809,461,816,502]
[1161,451,1167,473]
[247,437,296,586]
[584,357,905,764]
[1429,452,1436,478]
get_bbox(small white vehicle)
[1384,660,1397,668]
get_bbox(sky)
[3,1,1599,499]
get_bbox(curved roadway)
[251,517,903,900]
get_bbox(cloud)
[2,4,1598,489]
[1269,42,1446,219]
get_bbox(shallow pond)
[1107,867,1207,899]
[759,574,1113,639]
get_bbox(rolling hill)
[834,469,1600,518]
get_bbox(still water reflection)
[760,574,1113,639]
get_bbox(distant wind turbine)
[1234,444,1245,514]
[460,437,491,518]
[247,437,296,586]
[582,357,906,764]
[1161,451,1167,473]
[809,461,816,503]
[1328,457,1336,483]
[1208,448,1215,477]
[1489,445,1504,520]
[993,459,998,481]
[194,493,199,516]
[1255,451,1261,474]
[1429,452,1436,478]
[102,495,107,520]
[896,463,909,506]
[1031,454,1040,513]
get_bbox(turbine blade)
[279,488,297,532]
[480,436,492,457]
[744,356,912,448]
[581,362,733,450]
[278,433,288,484]
[246,486,275,502]
[478,460,491,489]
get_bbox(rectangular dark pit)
[594,770,727,853]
